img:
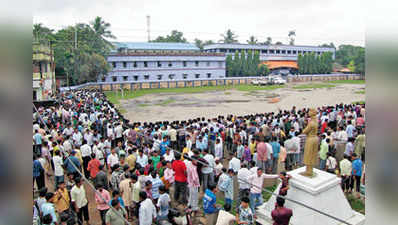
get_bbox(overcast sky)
[33,0,365,47]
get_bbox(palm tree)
[33,23,54,41]
[220,29,238,43]
[288,30,296,45]
[247,36,258,45]
[90,16,116,39]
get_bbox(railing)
[59,73,363,92]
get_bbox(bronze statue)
[301,108,319,177]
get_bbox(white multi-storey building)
[101,42,226,82]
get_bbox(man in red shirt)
[172,158,187,205]
[256,137,268,172]
[87,153,101,180]
[272,197,293,225]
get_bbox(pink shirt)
[248,173,279,194]
[163,168,175,183]
[95,189,111,210]
[256,142,267,161]
[187,162,200,188]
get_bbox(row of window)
[208,49,326,55]
[105,73,213,82]
[112,61,222,68]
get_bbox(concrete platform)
[256,167,365,225]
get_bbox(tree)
[220,29,238,43]
[194,39,214,50]
[264,37,272,45]
[232,51,240,76]
[275,41,283,45]
[258,64,270,76]
[298,54,304,74]
[253,50,260,75]
[152,30,187,43]
[239,50,246,76]
[33,23,54,42]
[247,36,258,45]
[226,54,233,76]
[347,60,356,72]
[288,30,296,45]
[246,50,253,76]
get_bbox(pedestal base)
[256,167,365,225]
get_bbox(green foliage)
[226,55,234,76]
[232,51,240,76]
[327,79,365,84]
[335,45,365,75]
[275,41,283,45]
[264,37,272,45]
[152,30,187,43]
[247,36,258,44]
[226,50,262,77]
[220,29,238,43]
[298,52,333,74]
[258,64,270,76]
[33,17,114,85]
[347,60,356,72]
[293,83,336,89]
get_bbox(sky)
[33,0,365,47]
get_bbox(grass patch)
[156,99,176,106]
[224,91,231,95]
[327,79,365,84]
[293,83,336,89]
[105,84,284,105]
[355,90,365,94]
[347,194,365,214]
[138,103,150,107]
[352,100,365,105]
[262,184,278,202]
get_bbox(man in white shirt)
[339,155,352,193]
[185,135,192,151]
[107,148,119,171]
[72,129,83,147]
[139,191,157,225]
[164,149,175,162]
[83,130,94,147]
[53,150,64,187]
[80,140,92,178]
[229,152,241,173]
[237,163,251,209]
[214,138,223,159]
[248,168,279,216]
[71,177,89,224]
[136,150,148,168]
[201,149,215,192]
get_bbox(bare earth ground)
[121,83,365,123]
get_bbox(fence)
[59,73,363,92]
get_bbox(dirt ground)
[121,83,365,123]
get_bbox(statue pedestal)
[256,167,365,225]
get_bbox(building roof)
[203,43,335,51]
[112,42,199,51]
[262,60,298,69]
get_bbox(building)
[32,42,56,101]
[102,42,226,82]
[203,43,335,75]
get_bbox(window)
[123,62,127,68]
[133,62,137,67]
[157,75,162,80]
[168,62,172,67]
[195,61,199,67]
[276,50,280,54]
[133,76,138,81]
[195,74,200,79]
[207,73,211,78]
[183,61,187,67]
[123,76,128,81]
[261,50,267,54]
[206,61,210,67]
[269,49,275,54]
[287,50,291,54]
[144,75,149,80]
[318,51,321,55]
[112,62,116,68]
[157,61,162,67]
[101,77,106,82]
[182,74,188,79]
[112,76,117,82]
[293,50,297,54]
[218,62,223,68]
[169,74,175,80]
[229,49,234,53]
[281,50,286,54]
[220,49,226,53]
[144,61,148,67]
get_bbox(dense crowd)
[33,89,365,225]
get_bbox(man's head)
[74,177,82,186]
[45,192,55,203]
[111,198,120,209]
[276,196,285,207]
[139,191,147,201]
[257,168,263,177]
[241,197,250,208]
[58,181,65,190]
[208,184,217,193]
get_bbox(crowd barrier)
[59,73,363,92]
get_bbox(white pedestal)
[256,167,365,225]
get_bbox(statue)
[301,108,319,177]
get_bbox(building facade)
[102,42,226,82]
[33,42,56,101]
[203,43,335,75]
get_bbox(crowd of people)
[33,89,366,225]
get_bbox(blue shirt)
[33,160,44,178]
[346,125,355,138]
[203,189,217,214]
[160,141,169,156]
[41,202,57,224]
[151,177,164,199]
[109,197,125,208]
[196,140,206,151]
[64,156,81,173]
[33,133,42,145]
[271,142,281,158]
[352,159,363,176]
